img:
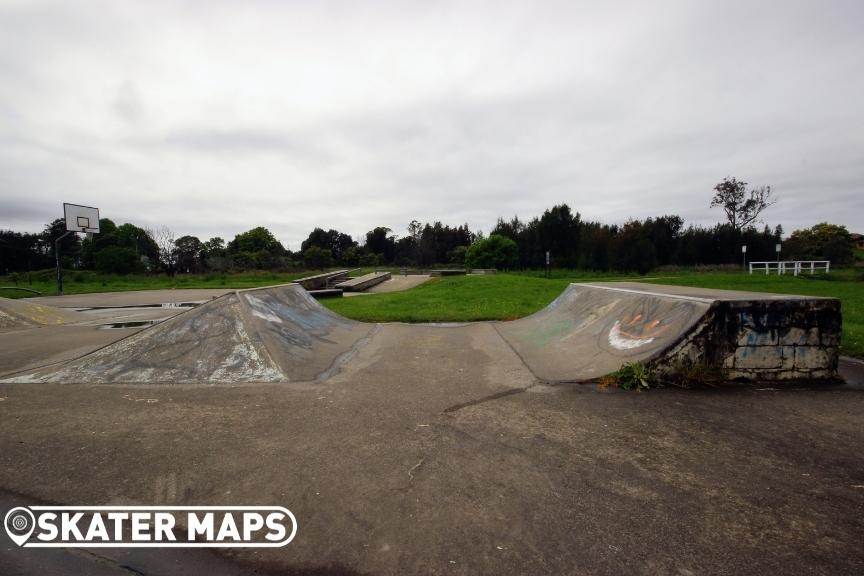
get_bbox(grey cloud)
[113,81,144,124]
[0,0,862,249]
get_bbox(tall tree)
[173,235,204,272]
[365,227,395,262]
[710,177,776,231]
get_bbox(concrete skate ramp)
[494,284,712,381]
[3,282,840,384]
[9,284,374,383]
[0,297,86,330]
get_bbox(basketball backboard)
[63,203,100,233]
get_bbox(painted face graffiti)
[608,313,670,350]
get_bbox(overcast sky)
[0,0,862,249]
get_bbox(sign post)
[545,251,550,279]
[56,203,100,295]
[741,245,747,270]
[775,243,782,263]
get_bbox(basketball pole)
[55,229,75,295]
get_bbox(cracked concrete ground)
[0,289,862,575]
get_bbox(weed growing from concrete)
[612,362,655,391]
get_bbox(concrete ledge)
[430,269,466,277]
[294,270,350,290]
[334,272,392,292]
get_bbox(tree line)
[0,178,857,275]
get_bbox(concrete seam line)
[489,321,544,382]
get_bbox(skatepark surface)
[0,284,862,575]
[1,281,840,385]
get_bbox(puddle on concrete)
[99,320,164,329]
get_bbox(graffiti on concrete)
[608,313,671,350]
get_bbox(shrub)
[612,362,655,390]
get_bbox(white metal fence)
[748,261,830,276]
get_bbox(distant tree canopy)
[465,235,518,270]
[303,245,333,270]
[81,220,158,273]
[203,237,226,257]
[0,229,49,274]
[227,227,285,255]
[301,228,356,263]
[2,184,856,277]
[784,222,854,265]
[225,226,289,270]
[44,218,81,261]
[94,246,140,274]
[365,227,395,262]
[173,235,205,273]
[489,204,787,271]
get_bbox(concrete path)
[0,372,861,574]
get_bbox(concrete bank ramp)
[3,282,840,384]
[9,284,374,383]
[0,297,87,330]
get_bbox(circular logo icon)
[4,507,36,546]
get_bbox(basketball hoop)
[56,203,100,294]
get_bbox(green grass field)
[0,267,394,298]
[0,269,318,297]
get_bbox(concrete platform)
[334,271,392,292]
